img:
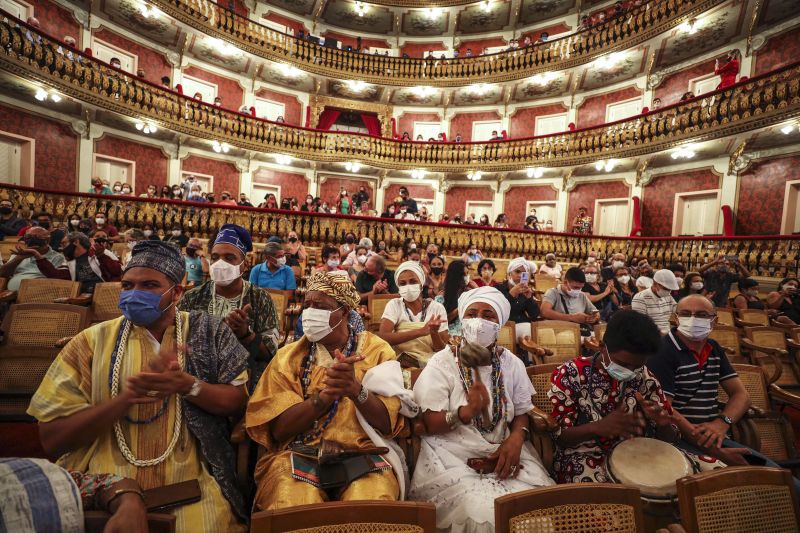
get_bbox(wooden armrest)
[740,338,788,357]
[519,336,553,357]
[721,346,736,355]
[655,525,687,533]
[771,320,798,331]
[786,339,800,351]
[230,419,247,444]
[54,336,74,348]
[734,319,762,328]
[527,407,558,433]
[0,290,16,302]
[583,337,601,352]
[769,383,800,410]
[54,294,93,305]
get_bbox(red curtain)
[361,113,381,137]
[629,196,642,236]
[721,204,734,236]
[317,109,341,130]
[304,105,311,128]
[391,117,398,138]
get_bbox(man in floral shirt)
[548,310,678,483]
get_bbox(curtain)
[304,105,311,128]
[629,196,641,237]
[721,205,734,236]
[391,117,398,138]
[360,113,381,137]
[317,108,341,130]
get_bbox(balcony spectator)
[679,92,695,103]
[136,68,145,79]
[188,184,206,202]
[192,92,203,101]
[544,220,554,231]
[0,226,64,290]
[632,269,678,334]
[651,97,662,111]
[259,193,278,209]
[477,214,490,226]
[159,185,172,198]
[93,210,120,242]
[534,32,549,44]
[494,213,509,228]
[163,224,189,248]
[36,231,121,293]
[352,185,370,208]
[700,256,750,308]
[399,186,418,214]
[0,199,25,238]
[250,241,296,290]
[572,206,593,234]
[160,75,170,88]
[715,50,740,90]
[120,183,133,195]
[355,200,376,217]
[337,189,351,214]
[454,133,463,142]
[523,36,532,47]
[111,181,124,194]
[490,130,504,141]
[401,131,411,140]
[109,57,121,70]
[206,193,216,203]
[275,115,285,123]
[465,48,473,57]
[218,191,237,206]
[238,193,253,207]
[416,134,424,141]
[88,177,113,195]
[213,96,222,107]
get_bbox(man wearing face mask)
[34,212,64,250]
[378,261,448,368]
[246,271,411,510]
[398,186,418,214]
[28,241,251,531]
[249,241,297,290]
[163,225,189,248]
[647,295,800,483]
[700,256,750,308]
[179,225,279,390]
[550,310,679,483]
[355,255,399,303]
[342,237,376,268]
[35,232,122,293]
[182,238,209,285]
[0,199,26,237]
[410,286,553,531]
[601,253,626,282]
[541,267,600,327]
[0,226,65,290]
[631,269,679,335]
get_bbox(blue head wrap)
[214,224,252,257]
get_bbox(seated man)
[183,237,208,285]
[0,226,64,290]
[249,241,297,291]
[342,237,376,267]
[179,224,279,390]
[0,198,26,237]
[631,269,678,334]
[540,267,600,328]
[549,310,678,483]
[34,231,121,293]
[355,255,398,303]
[647,294,800,486]
[27,241,250,531]
[246,271,409,510]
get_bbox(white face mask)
[655,288,672,298]
[143,230,153,237]
[585,273,598,283]
[327,259,340,268]
[568,289,583,298]
[210,259,242,287]
[127,241,137,250]
[357,255,367,264]
[677,316,713,341]
[691,281,704,291]
[398,283,422,302]
[70,220,80,227]
[275,256,287,266]
[172,230,181,236]
[612,261,625,270]
[618,275,630,284]
[302,306,343,342]
[461,317,501,348]
[95,218,105,225]
[587,257,596,264]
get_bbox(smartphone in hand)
[520,271,529,285]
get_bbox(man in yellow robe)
[27,241,249,532]
[246,271,409,510]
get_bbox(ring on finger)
[510,465,517,474]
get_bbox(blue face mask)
[118,286,175,326]
[601,349,639,383]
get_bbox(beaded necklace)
[404,298,430,322]
[454,344,507,434]
[295,323,356,444]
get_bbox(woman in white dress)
[410,286,554,532]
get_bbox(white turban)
[636,276,654,289]
[458,286,511,325]
[507,257,530,274]
[395,260,426,286]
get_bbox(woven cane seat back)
[693,485,796,533]
[751,418,791,461]
[508,503,637,533]
[367,294,399,331]
[2,304,88,349]
[0,357,53,392]
[17,279,79,303]
[527,364,559,413]
[90,282,122,322]
[738,309,769,326]
[497,322,517,354]
[708,327,742,361]
[532,321,580,363]
[726,364,770,411]
[715,308,735,327]
[290,525,422,533]
[266,289,292,330]
[533,275,558,293]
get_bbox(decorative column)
[71,118,103,193]
[557,170,576,233]
[437,179,451,218]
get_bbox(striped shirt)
[631,288,676,334]
[647,330,737,424]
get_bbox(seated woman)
[609,265,636,311]
[435,260,474,336]
[733,278,765,311]
[767,277,800,324]
[496,257,540,344]
[285,231,307,266]
[246,272,411,511]
[410,287,554,532]
[675,271,710,303]
[472,259,497,288]
[425,255,446,298]
[378,261,449,368]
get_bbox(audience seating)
[89,282,122,322]
[741,327,800,389]
[736,309,770,328]
[497,321,517,354]
[709,325,746,364]
[494,484,646,533]
[526,363,560,472]
[17,278,81,304]
[250,501,437,533]
[657,467,798,533]
[367,293,399,331]
[533,274,558,294]
[0,240,19,260]
[0,303,90,418]
[528,321,581,364]
[264,288,298,344]
[111,242,128,259]
[715,308,736,328]
[84,511,175,533]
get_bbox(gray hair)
[264,241,282,255]
[367,254,386,273]
[67,231,91,249]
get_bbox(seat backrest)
[492,260,510,282]
[18,278,80,304]
[593,322,607,341]
[90,282,122,322]
[532,321,581,363]
[676,466,798,533]
[0,303,90,350]
[265,289,294,331]
[715,308,735,327]
[526,363,560,413]
[367,293,400,331]
[494,484,645,533]
[737,308,769,326]
[717,364,769,412]
[111,242,128,260]
[746,327,787,350]
[534,274,558,293]
[251,501,437,533]
[497,321,517,354]
[0,240,19,261]
[708,326,743,362]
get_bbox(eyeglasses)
[676,311,717,319]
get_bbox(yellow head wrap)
[305,271,361,309]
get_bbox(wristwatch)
[717,414,733,425]
[356,384,369,404]
[183,377,202,398]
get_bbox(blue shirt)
[249,262,297,290]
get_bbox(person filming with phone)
[699,255,750,308]
[497,257,541,348]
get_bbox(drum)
[606,438,696,531]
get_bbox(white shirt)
[381,297,448,332]
[342,249,376,267]
[631,288,676,334]
[538,263,562,278]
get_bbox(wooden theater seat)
[741,326,800,389]
[528,321,581,364]
[251,501,437,533]
[17,278,81,304]
[367,293,399,332]
[708,325,746,363]
[497,321,517,354]
[495,484,645,533]
[265,288,298,346]
[714,308,735,328]
[90,282,122,322]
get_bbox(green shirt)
[8,249,65,290]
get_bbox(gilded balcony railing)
[1,184,797,278]
[152,0,723,87]
[1,15,799,173]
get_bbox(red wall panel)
[263,12,307,35]
[0,104,77,191]
[321,31,390,50]
[641,169,719,236]
[736,156,800,236]
[396,112,441,138]
[577,86,642,128]
[95,135,168,194]
[254,87,302,125]
[567,180,630,225]
[444,186,493,217]
[399,42,447,58]
[503,185,558,227]
[509,103,568,138]
[754,26,800,77]
[181,155,240,195]
[182,66,245,108]
[654,58,718,105]
[252,168,309,202]
[457,37,508,55]
[30,0,80,44]
[519,23,571,42]
[449,111,502,142]
[319,177,374,206]
[383,184,434,210]
[93,28,171,81]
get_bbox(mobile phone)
[520,271,529,285]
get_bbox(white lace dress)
[409,347,554,532]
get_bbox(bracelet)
[445,408,463,429]
[104,488,144,511]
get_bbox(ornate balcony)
[1,16,799,173]
[1,184,796,278]
[150,0,723,87]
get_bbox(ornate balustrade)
[153,0,722,86]
[2,17,799,173]
[1,184,797,278]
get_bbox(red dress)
[715,59,739,90]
